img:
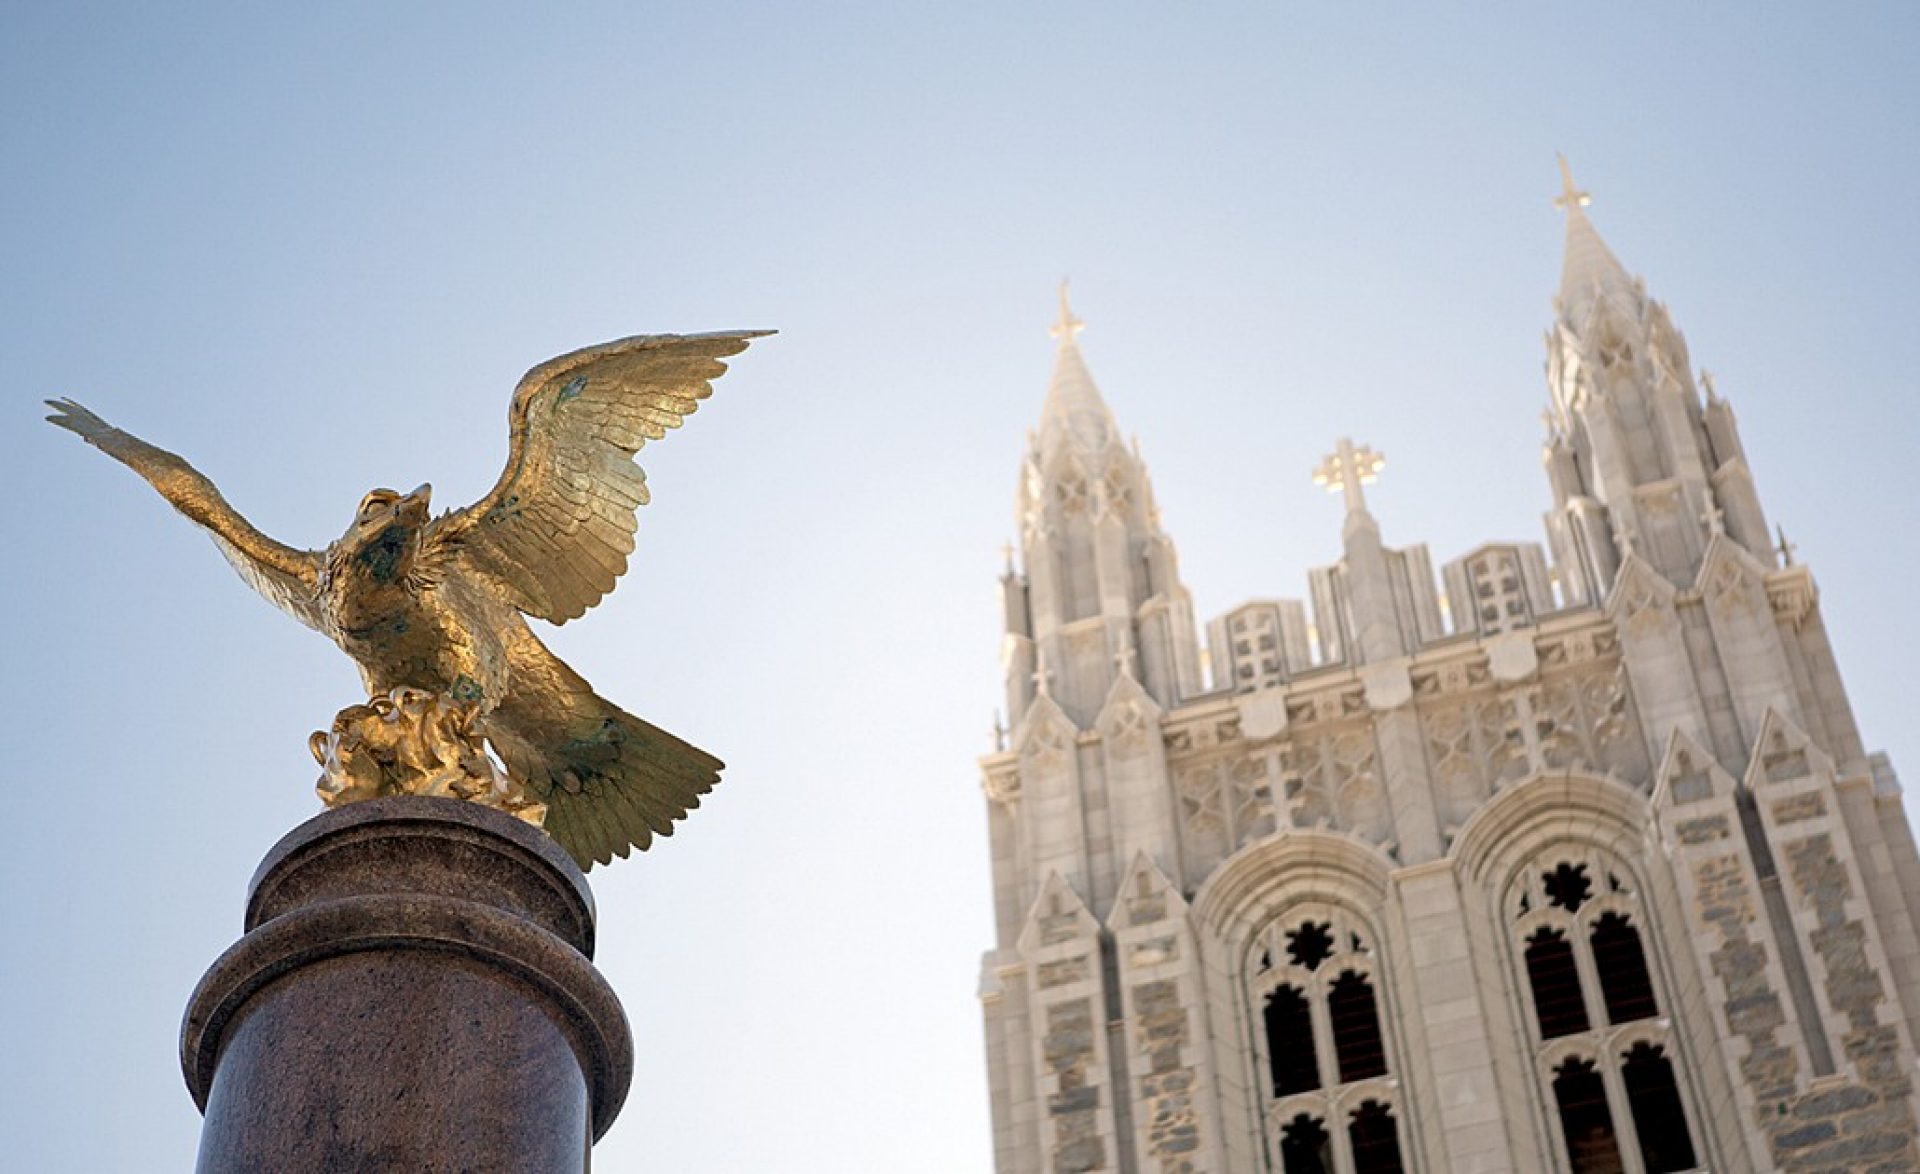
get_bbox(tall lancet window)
[1509,855,1701,1172]
[1250,907,1407,1174]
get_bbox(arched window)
[1347,1100,1406,1174]
[1328,971,1387,1083]
[1251,908,1406,1174]
[1589,912,1658,1025]
[1509,856,1701,1172]
[1551,1058,1623,1174]
[1265,984,1319,1096]
[1525,928,1590,1038]
[1280,1113,1333,1174]
[1621,1043,1697,1173]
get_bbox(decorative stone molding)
[1766,565,1818,629]
[1485,631,1540,683]
[1451,770,1650,887]
[1606,554,1678,638]
[1234,689,1290,742]
[982,764,1022,806]
[1361,659,1414,711]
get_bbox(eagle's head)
[334,483,432,587]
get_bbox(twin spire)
[1037,280,1117,453]
[1049,280,1084,345]
[1037,157,1627,486]
[1554,154,1634,324]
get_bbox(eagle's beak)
[398,483,432,523]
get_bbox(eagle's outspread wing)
[435,330,771,624]
[430,330,767,868]
[482,624,723,869]
[46,399,326,631]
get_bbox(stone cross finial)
[1699,369,1719,401]
[1313,437,1385,515]
[1000,540,1016,576]
[1113,629,1137,679]
[1776,525,1798,567]
[1554,154,1591,213]
[1032,647,1055,697]
[1050,280,1084,345]
[992,709,1007,752]
[1702,498,1726,535]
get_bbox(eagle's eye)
[358,489,400,522]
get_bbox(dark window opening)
[1287,921,1335,970]
[1526,928,1591,1038]
[1545,862,1593,912]
[1264,984,1319,1097]
[1348,1100,1406,1174]
[1622,1043,1697,1173]
[1328,970,1389,1083]
[1590,912,1659,1024]
[1553,1058,1624,1174]
[1280,1113,1332,1174]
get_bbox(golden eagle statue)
[48,330,768,869]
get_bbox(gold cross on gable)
[1554,153,1591,213]
[1050,280,1084,344]
[1312,437,1385,514]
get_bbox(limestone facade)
[977,178,1920,1173]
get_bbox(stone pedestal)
[182,796,633,1173]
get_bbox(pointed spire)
[1553,153,1591,213]
[1037,280,1117,452]
[1554,155,1634,323]
[1049,279,1084,345]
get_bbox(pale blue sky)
[3,4,1916,1170]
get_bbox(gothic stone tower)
[976,172,1920,1174]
